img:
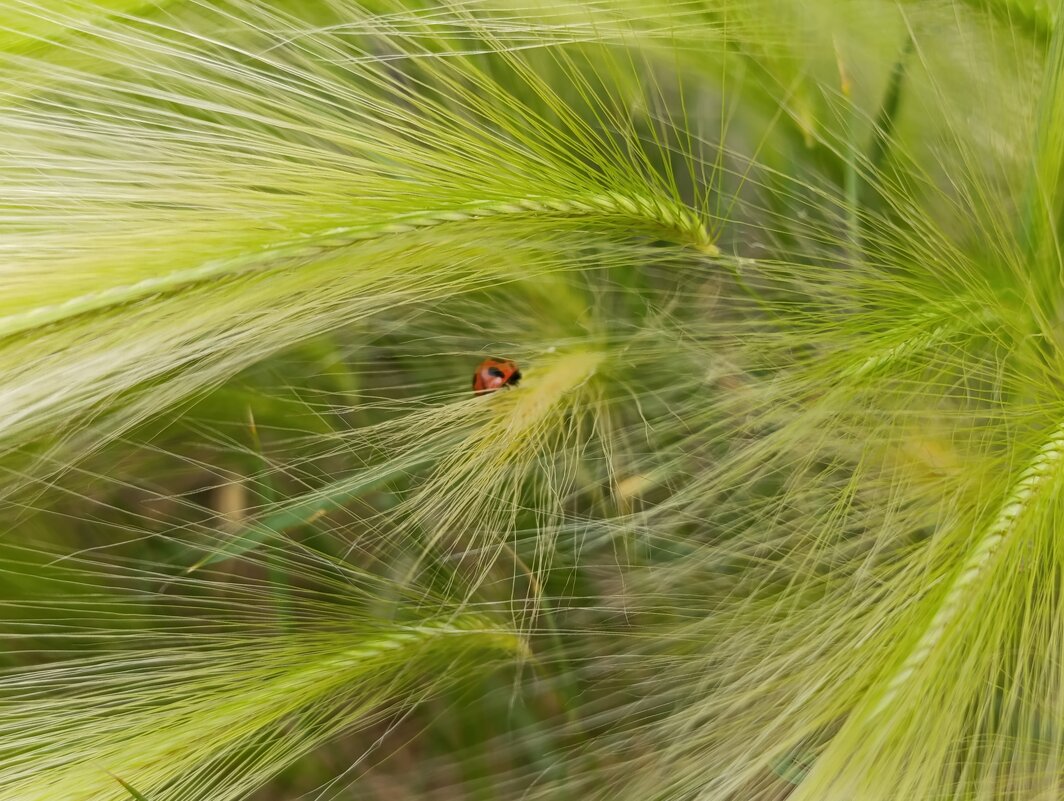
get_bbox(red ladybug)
[473,358,521,394]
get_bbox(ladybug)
[473,358,521,395]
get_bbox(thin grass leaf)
[186,450,437,571]
[1020,0,1064,308]
[862,35,914,204]
[110,775,150,801]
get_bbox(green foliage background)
[1,0,1063,798]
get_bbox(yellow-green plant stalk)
[872,421,1064,718]
[0,0,715,491]
[406,350,605,594]
[0,613,524,801]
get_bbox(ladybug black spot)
[472,357,521,395]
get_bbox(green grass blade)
[186,452,437,571]
[109,775,150,801]
[1022,0,1064,308]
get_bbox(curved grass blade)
[109,775,150,801]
